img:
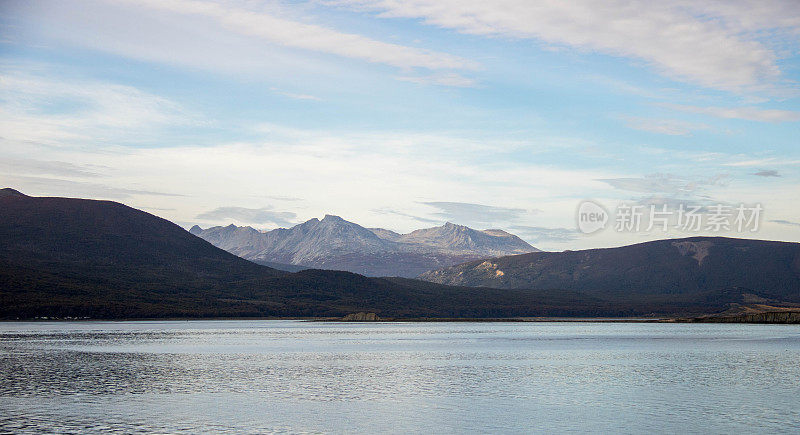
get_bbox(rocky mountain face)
[190,216,538,277]
[419,237,800,302]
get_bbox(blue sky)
[1,0,799,250]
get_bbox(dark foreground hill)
[420,237,800,303]
[0,189,594,319]
[1,189,793,319]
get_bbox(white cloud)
[623,117,709,136]
[196,206,297,226]
[1,123,615,235]
[660,103,800,122]
[0,174,182,199]
[333,0,798,93]
[420,201,537,226]
[723,158,800,167]
[270,88,322,101]
[0,70,192,146]
[121,0,475,71]
[597,173,728,196]
[396,73,477,87]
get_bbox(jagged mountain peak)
[192,215,538,276]
[441,221,468,231]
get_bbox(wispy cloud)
[196,206,297,226]
[127,0,475,72]
[372,207,439,224]
[420,201,536,226]
[396,73,477,87]
[752,170,781,177]
[0,157,104,178]
[333,0,798,93]
[270,88,322,101]
[623,117,709,136]
[771,219,800,228]
[263,195,304,202]
[660,103,800,122]
[597,173,727,195]
[0,175,183,199]
[0,70,193,146]
[509,225,579,244]
[724,158,800,167]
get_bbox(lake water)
[1,321,799,433]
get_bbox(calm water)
[1,321,799,434]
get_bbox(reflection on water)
[1,321,799,433]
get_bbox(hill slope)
[0,190,602,319]
[419,237,800,302]
[2,190,788,319]
[191,218,537,277]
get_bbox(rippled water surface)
[1,320,799,433]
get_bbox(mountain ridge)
[1,189,792,320]
[419,236,800,302]
[191,216,538,277]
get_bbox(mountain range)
[190,216,537,277]
[420,237,800,303]
[2,188,798,320]
[0,188,592,319]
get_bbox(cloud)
[396,73,477,87]
[372,207,439,224]
[629,195,725,212]
[124,0,475,71]
[724,158,800,167]
[0,175,182,199]
[598,174,736,214]
[333,0,798,93]
[597,173,727,195]
[771,219,800,228]
[508,225,579,244]
[270,88,322,101]
[420,201,534,226]
[263,195,304,202]
[753,170,781,177]
[660,103,800,122]
[0,157,103,178]
[196,206,297,226]
[0,70,192,146]
[623,117,708,136]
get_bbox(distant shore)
[4,311,799,324]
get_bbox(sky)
[1,0,799,250]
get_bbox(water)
[1,321,799,434]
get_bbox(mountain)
[420,237,800,302]
[395,222,533,255]
[0,189,606,319]
[3,190,792,320]
[191,217,537,277]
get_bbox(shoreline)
[2,312,799,324]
